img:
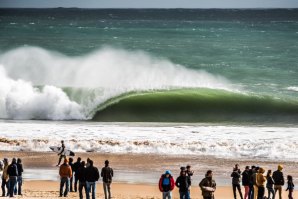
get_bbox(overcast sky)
[1,0,298,8]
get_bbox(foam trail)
[0,65,84,120]
[0,46,235,120]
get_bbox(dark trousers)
[74,175,79,192]
[233,184,243,199]
[79,181,87,199]
[179,191,190,199]
[70,175,73,192]
[9,177,17,197]
[249,184,254,199]
[267,187,275,199]
[57,155,66,165]
[288,189,293,199]
[1,178,8,196]
[203,197,214,199]
[13,176,23,195]
[257,186,265,199]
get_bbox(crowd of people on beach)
[58,157,114,199]
[158,164,294,199]
[0,158,24,198]
[0,155,296,199]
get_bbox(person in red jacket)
[159,170,175,199]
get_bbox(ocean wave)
[287,86,298,92]
[0,46,235,120]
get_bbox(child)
[266,170,275,199]
[286,175,294,199]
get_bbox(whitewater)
[0,46,235,120]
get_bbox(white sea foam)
[0,121,297,162]
[0,46,236,120]
[0,65,84,120]
[287,86,298,92]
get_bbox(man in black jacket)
[72,157,82,192]
[85,160,99,199]
[77,161,87,199]
[101,160,114,199]
[242,166,250,199]
[272,165,284,199]
[7,158,18,198]
[231,164,243,199]
[176,169,191,199]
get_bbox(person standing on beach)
[69,157,74,192]
[186,165,194,198]
[57,140,66,166]
[248,166,256,199]
[286,175,294,199]
[252,167,259,199]
[256,167,266,199]
[242,166,250,199]
[1,158,9,197]
[266,170,275,199]
[14,158,23,195]
[231,164,243,199]
[73,157,82,192]
[159,170,175,199]
[7,158,18,198]
[101,160,114,199]
[272,165,284,199]
[85,160,99,199]
[77,161,87,199]
[59,158,72,197]
[199,170,216,199]
[176,168,191,199]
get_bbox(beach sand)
[1,151,297,198]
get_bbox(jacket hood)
[278,165,283,171]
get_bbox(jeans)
[86,181,96,199]
[8,176,17,197]
[267,187,275,199]
[163,191,172,199]
[179,191,189,199]
[274,185,282,199]
[79,181,87,199]
[13,176,23,195]
[103,182,111,199]
[233,184,243,199]
[249,184,254,199]
[60,177,70,197]
[257,186,265,199]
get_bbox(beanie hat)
[278,165,283,171]
[165,170,171,175]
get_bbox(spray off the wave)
[0,46,233,120]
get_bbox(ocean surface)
[0,9,298,160]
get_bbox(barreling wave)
[92,88,298,123]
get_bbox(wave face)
[93,89,298,123]
[0,46,235,121]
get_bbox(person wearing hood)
[59,158,72,197]
[231,164,243,199]
[1,158,9,197]
[242,166,250,199]
[14,158,24,195]
[272,165,285,199]
[199,170,216,199]
[176,169,191,199]
[85,160,99,199]
[7,158,18,198]
[256,167,266,199]
[159,170,175,199]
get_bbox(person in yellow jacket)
[256,167,267,199]
[59,158,72,197]
[1,158,9,197]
